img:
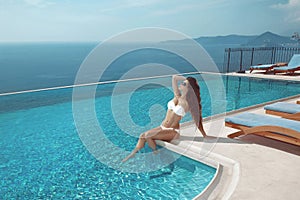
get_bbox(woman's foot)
[122,148,138,163]
[153,149,160,155]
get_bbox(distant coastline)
[1,31,299,93]
[196,31,298,47]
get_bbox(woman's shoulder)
[172,96,179,104]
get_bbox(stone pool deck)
[227,69,300,81]
[160,72,300,200]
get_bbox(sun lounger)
[264,102,300,121]
[249,62,287,73]
[226,113,300,146]
[273,66,300,74]
[249,63,278,73]
[273,54,300,75]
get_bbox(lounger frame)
[226,122,300,146]
[249,64,277,73]
[249,62,287,73]
[273,66,300,75]
[265,110,300,121]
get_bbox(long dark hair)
[186,77,206,136]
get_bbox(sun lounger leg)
[228,130,244,138]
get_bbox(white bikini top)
[167,100,186,117]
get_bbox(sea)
[0,42,240,94]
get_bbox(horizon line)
[0,31,291,43]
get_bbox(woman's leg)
[122,136,145,162]
[146,137,158,152]
[122,127,161,162]
[122,127,178,162]
[145,128,179,152]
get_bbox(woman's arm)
[172,75,186,97]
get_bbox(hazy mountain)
[246,31,297,47]
[195,34,256,45]
[193,31,298,47]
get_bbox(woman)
[122,75,207,162]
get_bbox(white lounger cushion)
[225,113,300,133]
[264,102,300,114]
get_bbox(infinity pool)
[1,73,300,199]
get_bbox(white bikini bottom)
[160,125,180,133]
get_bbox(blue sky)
[0,0,299,42]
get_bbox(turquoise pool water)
[0,88,216,199]
[1,73,300,199]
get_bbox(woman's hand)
[172,75,186,82]
[172,75,186,97]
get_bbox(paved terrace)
[159,72,300,200]
[227,69,300,82]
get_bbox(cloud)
[100,0,161,13]
[124,0,160,8]
[271,0,300,22]
[151,0,231,17]
[23,0,55,8]
[273,0,300,8]
[152,4,197,16]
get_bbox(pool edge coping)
[157,140,240,200]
